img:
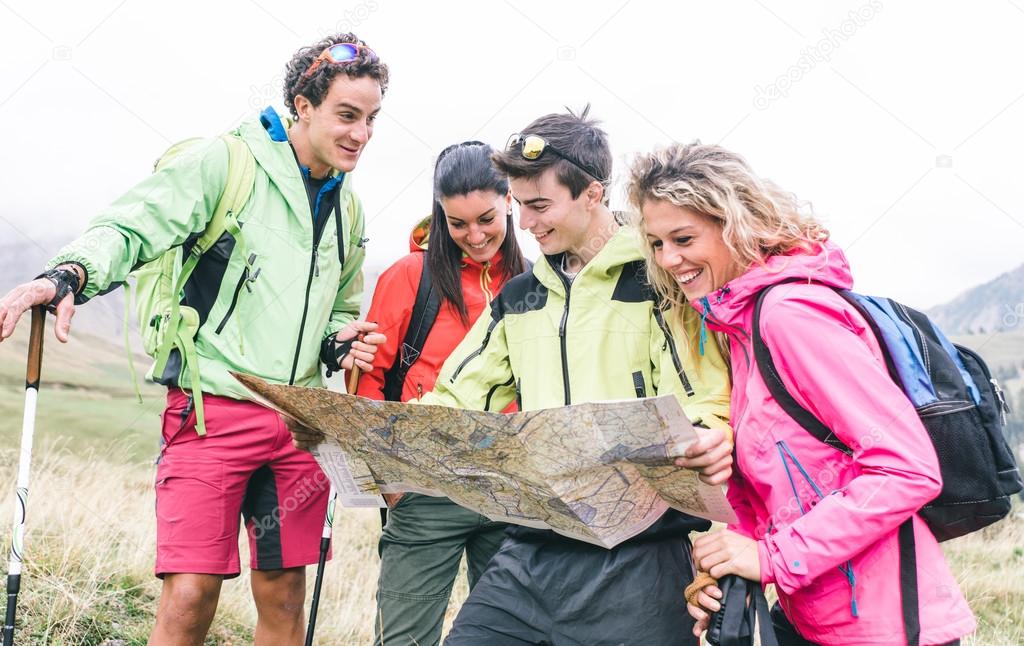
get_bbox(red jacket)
[357,219,517,404]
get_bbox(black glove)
[34,267,82,313]
[320,334,355,377]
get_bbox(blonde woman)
[628,142,975,646]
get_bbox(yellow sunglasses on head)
[505,133,607,182]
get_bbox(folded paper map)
[233,372,736,548]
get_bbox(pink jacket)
[692,242,975,645]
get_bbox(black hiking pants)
[444,530,698,646]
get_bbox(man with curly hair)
[0,33,389,645]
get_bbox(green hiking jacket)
[419,226,732,430]
[48,108,366,400]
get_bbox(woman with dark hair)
[356,141,528,646]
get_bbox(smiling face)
[511,167,597,256]
[440,190,510,264]
[295,74,382,174]
[642,199,743,301]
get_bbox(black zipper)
[957,344,1011,422]
[653,308,695,396]
[485,375,515,411]
[450,318,499,382]
[214,253,260,334]
[515,378,523,410]
[288,170,334,385]
[892,301,929,375]
[551,256,573,406]
[215,271,248,334]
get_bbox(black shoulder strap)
[382,255,441,402]
[899,519,921,646]
[752,282,852,455]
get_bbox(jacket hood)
[232,107,351,226]
[692,240,853,329]
[409,215,431,252]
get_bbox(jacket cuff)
[761,529,811,594]
[47,255,95,303]
[322,314,356,341]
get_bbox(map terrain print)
[234,372,735,547]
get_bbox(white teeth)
[469,240,491,249]
[676,269,703,285]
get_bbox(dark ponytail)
[427,141,527,325]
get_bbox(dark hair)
[491,104,611,201]
[428,141,527,325]
[283,33,390,119]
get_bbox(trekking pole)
[305,485,336,646]
[4,307,45,646]
[304,366,359,645]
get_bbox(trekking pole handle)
[25,307,44,389]
[346,367,361,394]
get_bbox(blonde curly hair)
[627,141,829,356]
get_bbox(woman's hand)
[686,583,723,637]
[674,425,733,485]
[692,529,761,581]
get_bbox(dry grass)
[0,444,470,645]
[943,510,1024,646]
[0,444,1019,644]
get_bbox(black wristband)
[320,335,355,377]
[34,268,81,313]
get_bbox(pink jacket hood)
[690,241,975,645]
[691,240,853,334]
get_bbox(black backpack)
[381,256,442,403]
[753,281,1022,646]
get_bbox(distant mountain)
[927,264,1024,336]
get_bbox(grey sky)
[0,0,1021,308]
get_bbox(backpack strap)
[752,282,853,456]
[753,281,922,646]
[150,134,256,435]
[382,256,442,402]
[899,519,921,646]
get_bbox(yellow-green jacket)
[421,226,730,429]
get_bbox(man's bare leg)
[149,573,223,646]
[252,566,307,645]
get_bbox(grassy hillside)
[0,320,165,464]
[0,320,1019,643]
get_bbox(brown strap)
[684,570,718,606]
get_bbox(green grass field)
[0,321,1020,644]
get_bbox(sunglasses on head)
[301,42,377,80]
[505,133,607,183]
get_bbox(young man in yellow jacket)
[425,107,733,645]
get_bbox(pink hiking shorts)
[154,388,331,577]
